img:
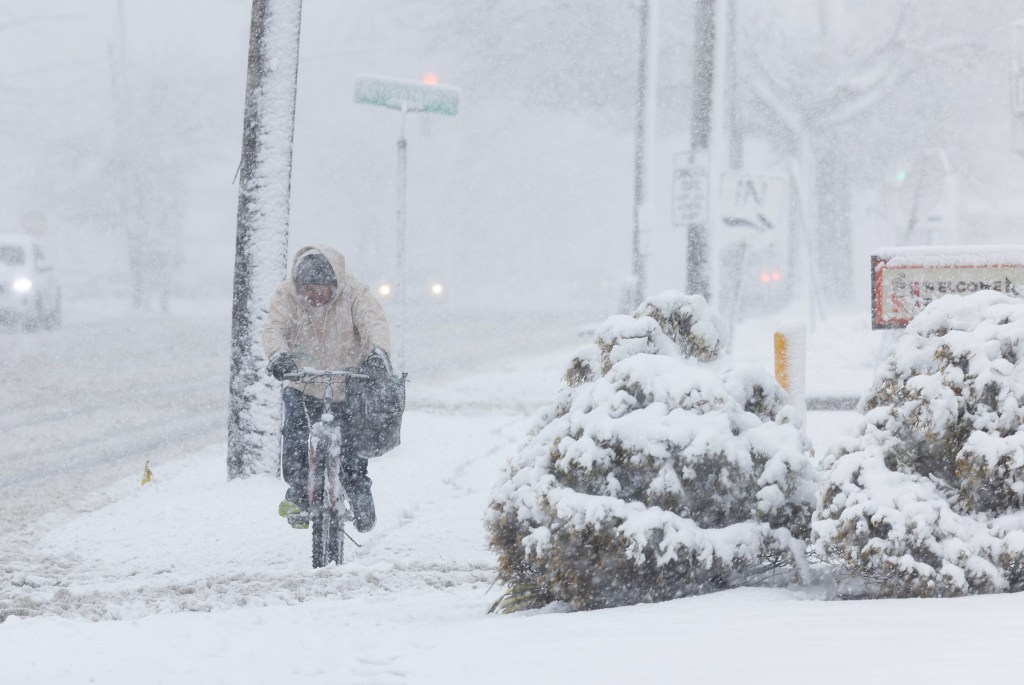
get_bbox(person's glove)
[364,347,392,381]
[267,352,299,381]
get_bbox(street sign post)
[354,76,460,116]
[355,75,461,373]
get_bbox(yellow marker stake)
[774,331,790,393]
[774,324,807,419]
[141,461,153,486]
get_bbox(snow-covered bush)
[487,291,819,611]
[814,291,1024,598]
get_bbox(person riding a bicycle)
[262,245,391,533]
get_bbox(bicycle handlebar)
[282,368,371,383]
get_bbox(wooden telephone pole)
[228,0,303,479]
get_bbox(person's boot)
[347,475,376,533]
[278,497,309,530]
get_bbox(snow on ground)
[4,308,1024,683]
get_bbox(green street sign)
[354,75,460,116]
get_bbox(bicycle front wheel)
[310,434,345,568]
[312,506,343,568]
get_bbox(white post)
[395,105,408,372]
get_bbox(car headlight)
[12,278,32,293]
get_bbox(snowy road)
[0,311,230,533]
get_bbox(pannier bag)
[346,351,407,459]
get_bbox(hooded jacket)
[262,245,391,399]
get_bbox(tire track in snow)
[0,549,495,623]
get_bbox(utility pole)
[726,0,741,172]
[688,0,715,300]
[228,0,303,479]
[630,0,651,309]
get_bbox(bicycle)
[282,367,369,568]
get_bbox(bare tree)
[228,0,303,479]
[740,0,988,301]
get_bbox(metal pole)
[687,0,715,301]
[396,105,408,372]
[630,0,650,309]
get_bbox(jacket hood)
[291,246,347,303]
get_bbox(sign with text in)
[871,246,1024,329]
[719,172,788,246]
[354,75,460,116]
[671,157,708,226]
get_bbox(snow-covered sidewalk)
[4,337,1024,684]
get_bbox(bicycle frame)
[283,367,369,568]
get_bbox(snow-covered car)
[0,234,61,329]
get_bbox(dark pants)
[281,387,372,510]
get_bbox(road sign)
[719,172,787,245]
[671,157,708,226]
[871,246,1024,328]
[354,75,460,116]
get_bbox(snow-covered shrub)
[814,291,1024,598]
[487,291,819,611]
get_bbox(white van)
[0,234,61,329]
